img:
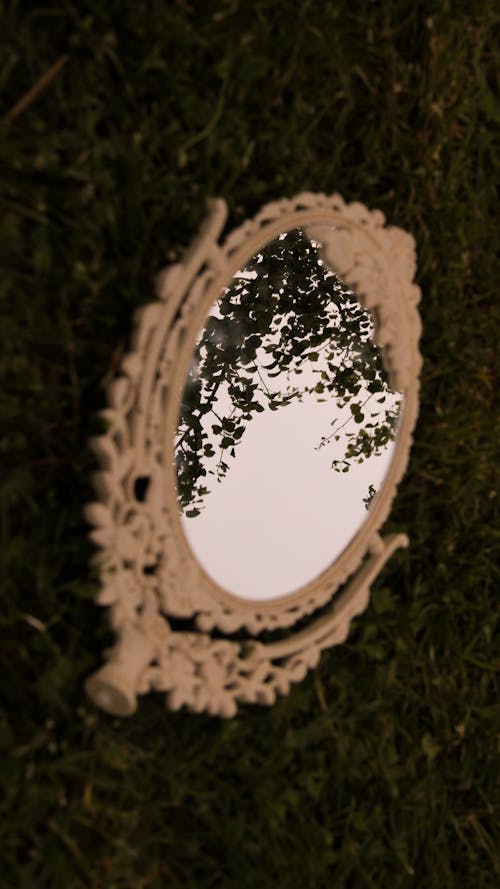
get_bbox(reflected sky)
[175,229,402,601]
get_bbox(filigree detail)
[85,533,408,718]
[84,193,422,717]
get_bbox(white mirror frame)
[84,193,422,718]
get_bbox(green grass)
[1,1,498,886]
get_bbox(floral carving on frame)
[84,193,422,718]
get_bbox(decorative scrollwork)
[84,193,421,717]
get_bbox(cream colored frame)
[84,193,422,718]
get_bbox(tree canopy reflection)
[175,229,401,517]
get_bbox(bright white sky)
[178,232,401,602]
[180,352,400,601]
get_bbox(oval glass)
[175,228,402,601]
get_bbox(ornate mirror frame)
[84,193,422,718]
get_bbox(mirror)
[175,229,402,600]
[84,193,421,718]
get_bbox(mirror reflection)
[175,229,402,600]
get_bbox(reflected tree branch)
[175,229,400,515]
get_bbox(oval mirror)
[175,228,402,601]
[84,193,421,718]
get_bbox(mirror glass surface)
[175,228,402,601]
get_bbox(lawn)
[0,1,498,887]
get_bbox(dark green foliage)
[0,1,498,887]
[176,228,398,514]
